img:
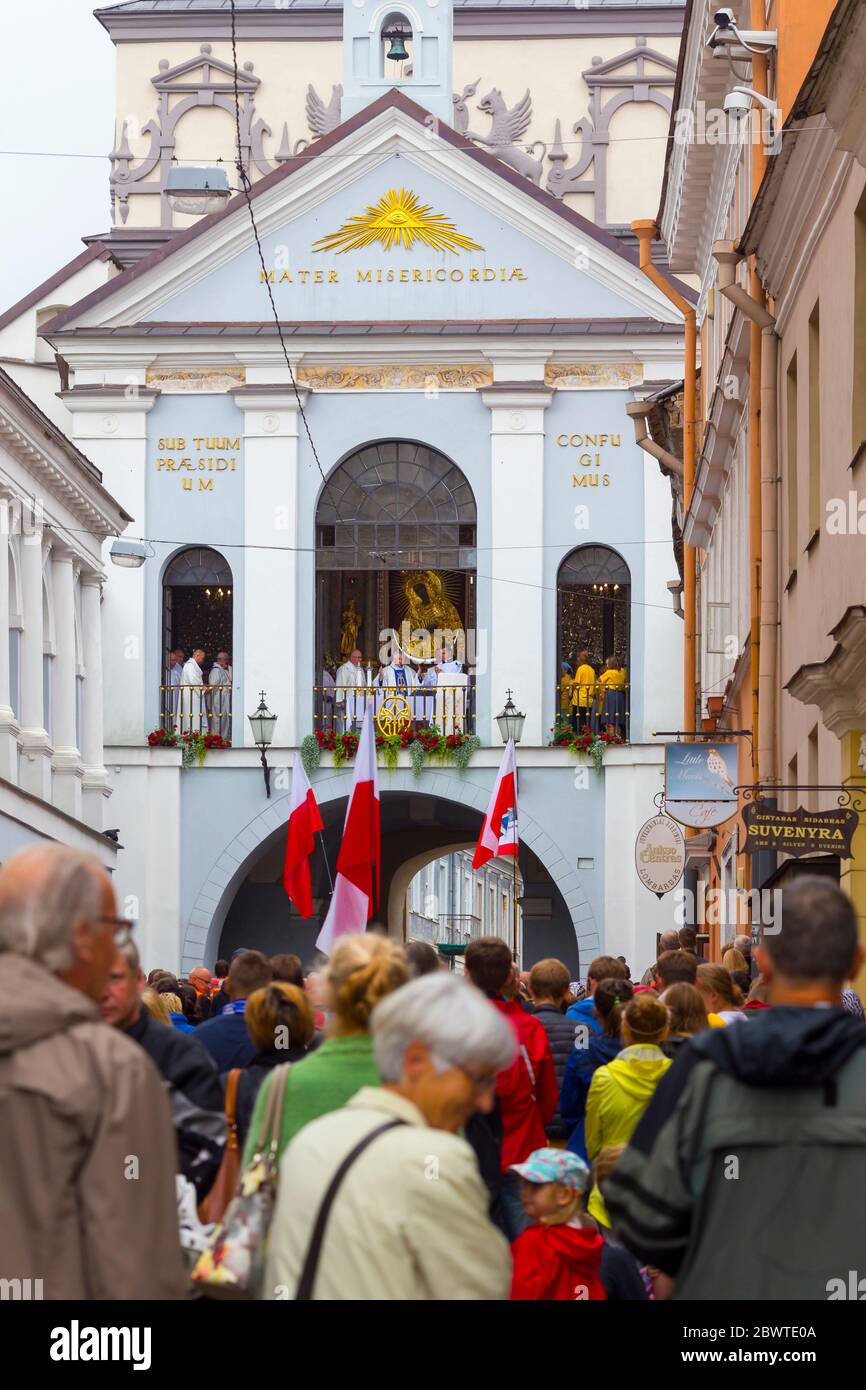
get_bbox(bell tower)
[341,0,454,126]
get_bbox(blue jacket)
[195,1005,256,1070]
[565,996,601,1037]
[560,1032,622,1159]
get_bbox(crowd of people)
[2,842,866,1301]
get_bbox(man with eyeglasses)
[0,843,187,1300]
[100,939,226,1201]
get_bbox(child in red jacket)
[509,1148,607,1301]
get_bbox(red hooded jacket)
[491,998,558,1169]
[510,1221,607,1301]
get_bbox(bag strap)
[519,1043,537,1101]
[261,1063,292,1155]
[295,1118,405,1301]
[224,1069,241,1150]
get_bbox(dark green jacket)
[605,1006,866,1300]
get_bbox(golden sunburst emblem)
[313,187,484,255]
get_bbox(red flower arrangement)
[147,728,178,747]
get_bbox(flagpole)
[318,831,334,894]
[512,847,518,962]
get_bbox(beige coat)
[0,953,187,1300]
[264,1086,511,1301]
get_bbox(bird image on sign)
[705,747,736,794]
[312,188,484,254]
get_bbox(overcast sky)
[1,0,114,314]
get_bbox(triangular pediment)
[44,92,691,335]
[152,43,259,92]
[583,41,678,84]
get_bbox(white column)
[18,530,51,798]
[80,572,108,829]
[50,546,83,818]
[0,507,18,779]
[480,383,553,746]
[233,387,308,747]
[61,387,158,746]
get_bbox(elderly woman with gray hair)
[264,972,516,1300]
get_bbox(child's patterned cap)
[509,1147,591,1192]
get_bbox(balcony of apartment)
[407,912,485,947]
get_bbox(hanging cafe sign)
[741,803,859,858]
[662,742,739,829]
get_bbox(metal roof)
[48,318,683,337]
[97,0,684,12]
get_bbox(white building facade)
[1,0,690,975]
[0,368,129,869]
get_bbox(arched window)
[315,440,476,708]
[161,548,234,729]
[557,545,631,737]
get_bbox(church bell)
[385,27,410,63]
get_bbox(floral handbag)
[191,1063,291,1299]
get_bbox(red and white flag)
[316,705,380,954]
[283,752,324,919]
[473,737,518,868]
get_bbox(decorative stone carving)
[544,38,677,221]
[453,83,545,186]
[145,367,246,394]
[109,45,270,227]
[544,363,643,389]
[297,364,494,391]
[305,85,344,141]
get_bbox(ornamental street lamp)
[496,689,526,745]
[248,690,277,797]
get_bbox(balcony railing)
[314,680,475,735]
[556,679,630,743]
[407,914,484,947]
[160,683,234,739]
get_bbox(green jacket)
[242,1033,381,1167]
[605,1006,866,1300]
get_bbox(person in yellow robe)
[571,651,596,731]
[598,656,626,737]
[559,661,574,721]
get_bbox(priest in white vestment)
[335,648,367,731]
[180,648,206,733]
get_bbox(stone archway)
[182,767,599,972]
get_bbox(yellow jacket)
[599,668,625,693]
[585,1045,671,1226]
[572,663,596,709]
[559,673,574,713]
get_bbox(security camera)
[725,85,781,119]
[708,9,778,54]
[723,90,752,118]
